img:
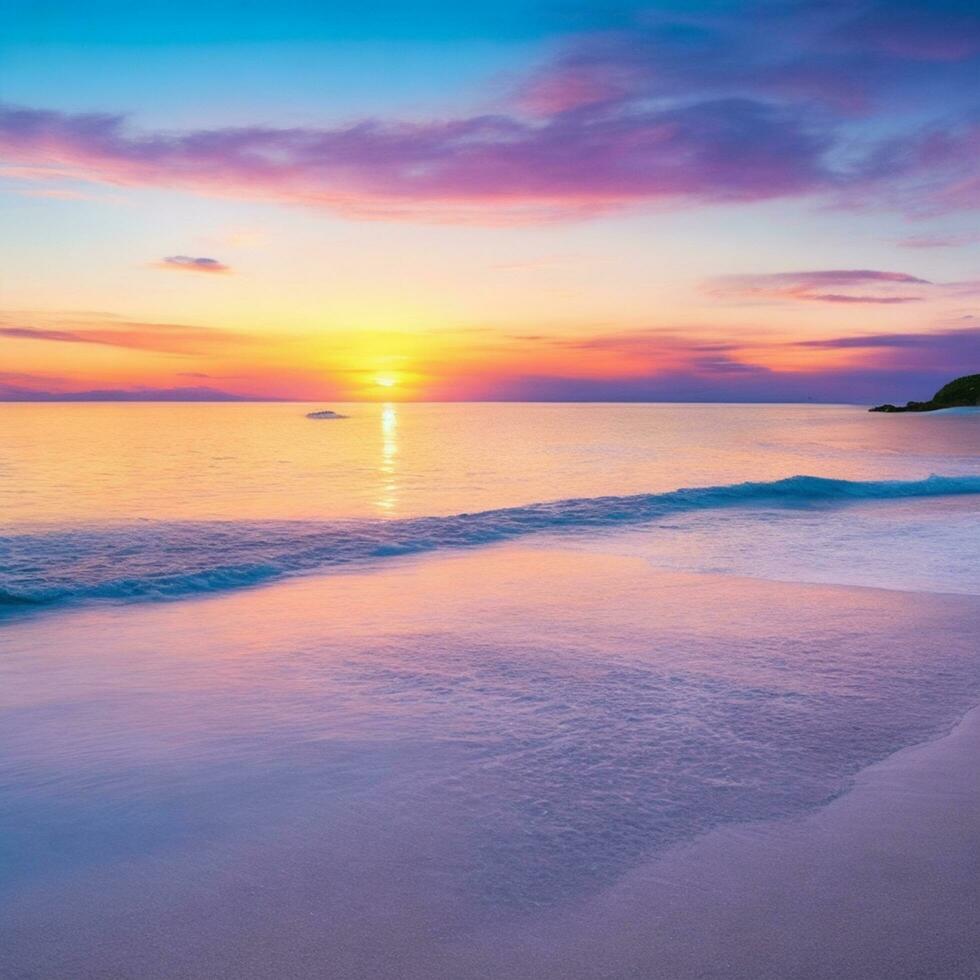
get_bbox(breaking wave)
[2,474,978,616]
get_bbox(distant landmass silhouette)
[870,374,980,413]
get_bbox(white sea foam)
[2,474,979,613]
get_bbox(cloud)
[1,326,92,344]
[424,366,964,405]
[0,385,276,402]
[0,100,838,224]
[797,294,922,305]
[709,269,931,304]
[0,317,247,354]
[519,1,980,112]
[0,369,71,392]
[432,322,980,403]
[897,232,980,248]
[795,325,980,364]
[838,1,980,62]
[159,255,231,274]
[1,1,976,224]
[530,329,747,368]
[858,114,980,215]
[515,1,980,212]
[5,315,976,404]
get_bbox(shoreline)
[468,698,980,979]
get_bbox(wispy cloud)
[433,322,980,402]
[1,326,92,344]
[0,316,247,354]
[158,255,231,274]
[794,325,980,362]
[897,232,980,248]
[517,1,980,115]
[708,269,931,304]
[0,385,275,402]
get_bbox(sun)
[374,373,398,388]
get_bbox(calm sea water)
[2,402,979,606]
[3,401,980,524]
[1,403,979,977]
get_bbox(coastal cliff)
[870,374,980,413]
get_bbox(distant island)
[306,409,347,419]
[870,374,980,413]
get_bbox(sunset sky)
[2,0,978,402]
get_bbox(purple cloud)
[838,1,980,62]
[439,323,980,403]
[710,269,931,304]
[519,1,980,114]
[428,367,971,405]
[897,232,980,248]
[796,326,980,362]
[160,255,230,274]
[858,114,980,214]
[802,294,923,304]
[0,100,836,223]
[520,323,980,370]
[0,1,975,223]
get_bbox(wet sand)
[1,544,978,978]
[457,700,980,979]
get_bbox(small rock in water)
[306,409,347,419]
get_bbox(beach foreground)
[2,541,979,978]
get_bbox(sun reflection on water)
[377,403,399,513]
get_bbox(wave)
[2,474,978,617]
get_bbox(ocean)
[2,402,979,977]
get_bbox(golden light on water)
[377,403,399,513]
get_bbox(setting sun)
[374,374,398,388]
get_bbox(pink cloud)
[0,101,834,224]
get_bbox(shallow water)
[3,473,979,611]
[1,403,979,977]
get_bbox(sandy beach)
[465,695,980,980]
[2,542,978,978]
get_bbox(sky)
[1,0,978,402]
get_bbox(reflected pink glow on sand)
[2,544,979,977]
